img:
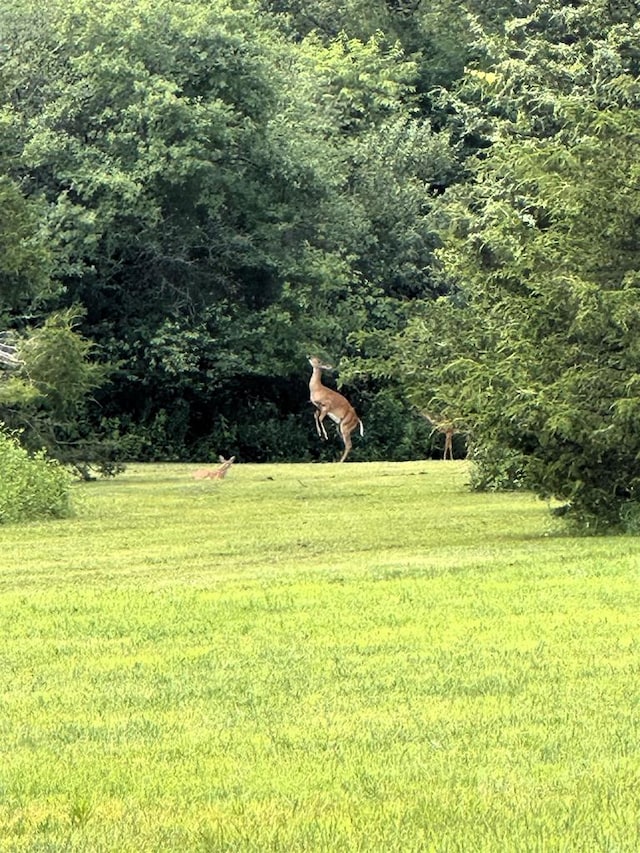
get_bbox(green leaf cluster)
[4,0,639,520]
[393,0,640,527]
[0,310,111,473]
[1,0,452,466]
[0,426,73,522]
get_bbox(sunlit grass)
[1,461,640,851]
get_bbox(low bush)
[0,427,73,523]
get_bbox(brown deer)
[422,413,458,460]
[192,456,236,480]
[308,356,363,462]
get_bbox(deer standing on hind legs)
[308,356,363,462]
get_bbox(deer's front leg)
[314,407,329,440]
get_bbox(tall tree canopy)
[390,0,640,527]
[3,0,639,527]
[1,0,450,462]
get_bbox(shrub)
[0,427,74,523]
[468,442,528,492]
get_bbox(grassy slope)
[1,461,640,851]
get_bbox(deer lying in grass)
[192,456,236,480]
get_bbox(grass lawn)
[1,460,640,851]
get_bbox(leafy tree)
[394,0,640,527]
[0,0,320,454]
[1,0,479,462]
[345,115,456,299]
[1,0,447,461]
[1,59,111,475]
[0,309,112,475]
[3,0,286,311]
[261,0,535,97]
[260,0,396,42]
[0,178,55,313]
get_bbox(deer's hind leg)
[338,424,353,463]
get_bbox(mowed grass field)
[1,460,640,852]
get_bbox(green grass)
[1,460,640,851]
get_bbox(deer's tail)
[359,419,364,436]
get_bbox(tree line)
[1,0,639,527]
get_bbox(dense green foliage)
[1,0,639,524]
[0,310,113,476]
[0,0,459,465]
[0,427,73,522]
[386,0,640,527]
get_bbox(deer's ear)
[219,455,225,463]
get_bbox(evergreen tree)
[394,0,640,527]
